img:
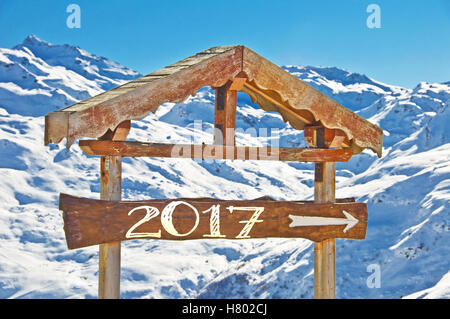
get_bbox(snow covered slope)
[0,35,139,116]
[0,36,448,299]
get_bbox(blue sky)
[0,0,449,88]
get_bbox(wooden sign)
[59,193,368,250]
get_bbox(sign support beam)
[98,121,129,299]
[313,127,336,299]
[214,81,237,146]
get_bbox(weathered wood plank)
[98,155,122,299]
[242,47,383,157]
[44,111,69,145]
[228,73,247,91]
[98,120,131,142]
[44,46,382,158]
[313,127,336,299]
[214,82,237,146]
[242,82,314,125]
[48,46,244,147]
[78,140,354,162]
[314,162,336,299]
[314,238,335,299]
[97,120,127,299]
[304,126,350,149]
[59,193,368,250]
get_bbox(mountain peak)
[14,35,89,60]
[22,34,50,47]
[1,36,140,116]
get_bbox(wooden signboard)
[43,46,384,299]
[59,193,367,250]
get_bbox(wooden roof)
[44,45,382,157]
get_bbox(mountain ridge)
[0,35,140,116]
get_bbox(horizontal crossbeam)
[78,140,353,162]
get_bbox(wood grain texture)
[214,82,237,146]
[98,155,122,299]
[46,46,243,147]
[44,45,382,157]
[59,193,368,250]
[304,126,350,149]
[98,120,131,142]
[314,238,335,299]
[314,162,336,299]
[241,47,383,157]
[78,140,354,162]
[97,120,127,299]
[313,129,336,299]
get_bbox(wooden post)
[214,82,237,146]
[98,156,122,299]
[98,121,130,299]
[312,127,336,299]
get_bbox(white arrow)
[288,210,359,233]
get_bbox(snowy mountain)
[0,36,448,299]
[0,35,139,116]
[283,65,408,112]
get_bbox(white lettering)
[227,206,264,238]
[161,201,199,236]
[202,204,226,238]
[126,206,161,239]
